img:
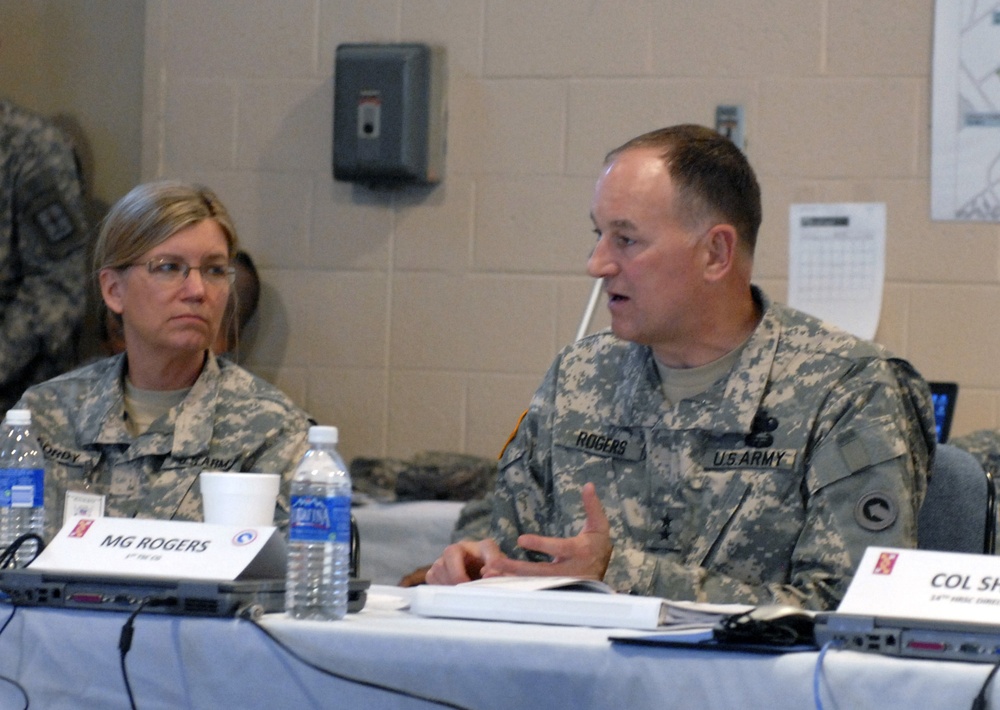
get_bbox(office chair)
[918,443,997,554]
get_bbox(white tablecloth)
[0,586,998,709]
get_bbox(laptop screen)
[928,381,958,443]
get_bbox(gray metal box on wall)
[333,43,446,187]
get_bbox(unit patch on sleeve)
[854,491,898,532]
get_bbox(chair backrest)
[918,443,996,554]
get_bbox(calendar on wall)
[787,203,886,341]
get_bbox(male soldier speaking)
[0,98,88,410]
[427,125,935,611]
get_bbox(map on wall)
[931,1,1000,221]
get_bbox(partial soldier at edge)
[0,98,89,411]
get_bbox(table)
[0,586,996,709]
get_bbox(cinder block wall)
[141,0,999,463]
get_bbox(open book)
[409,576,751,631]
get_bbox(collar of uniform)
[84,352,222,458]
[711,285,777,433]
[620,286,775,434]
[612,343,668,428]
[167,353,223,459]
[85,353,133,445]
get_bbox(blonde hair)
[93,180,238,272]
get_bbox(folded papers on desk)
[410,576,750,630]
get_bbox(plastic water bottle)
[0,409,46,566]
[286,425,352,620]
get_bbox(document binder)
[410,576,748,631]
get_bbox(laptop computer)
[0,568,370,619]
[813,611,1000,663]
[929,381,959,443]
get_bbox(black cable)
[243,613,474,710]
[0,534,46,569]
[119,599,150,710]
[972,658,1000,710]
[0,604,28,709]
[118,597,177,710]
[0,600,17,637]
[984,465,997,555]
[714,609,815,647]
[0,671,28,709]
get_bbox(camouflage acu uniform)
[948,430,1000,472]
[15,353,312,539]
[0,99,88,411]
[493,288,935,611]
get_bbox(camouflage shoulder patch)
[19,181,86,261]
[29,191,76,244]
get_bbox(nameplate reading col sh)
[28,516,286,582]
[837,546,1000,625]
